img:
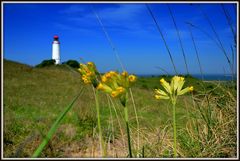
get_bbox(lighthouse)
[52,35,60,64]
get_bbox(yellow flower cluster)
[78,62,99,86]
[97,71,137,98]
[155,76,193,100]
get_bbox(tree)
[63,60,79,68]
[35,59,56,68]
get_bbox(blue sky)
[3,3,237,75]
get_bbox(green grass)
[3,59,237,158]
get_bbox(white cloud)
[56,4,159,37]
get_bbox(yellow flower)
[155,76,193,100]
[87,62,94,67]
[86,71,92,77]
[172,76,181,91]
[128,75,137,83]
[122,71,128,77]
[155,94,170,100]
[97,83,112,93]
[160,78,172,94]
[116,86,125,93]
[155,95,161,100]
[171,76,185,93]
[101,75,107,83]
[97,71,137,99]
[110,71,118,76]
[155,89,168,96]
[189,86,194,92]
[111,90,120,98]
[78,62,99,87]
[83,79,91,84]
[154,89,170,100]
[105,72,112,78]
[97,83,104,90]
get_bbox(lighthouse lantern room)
[52,35,60,64]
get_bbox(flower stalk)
[123,92,133,158]
[97,71,137,157]
[78,62,106,157]
[154,76,193,158]
[172,100,177,157]
[93,87,106,157]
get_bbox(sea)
[192,74,236,81]
[137,74,237,81]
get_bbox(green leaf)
[32,87,84,158]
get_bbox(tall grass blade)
[185,21,222,49]
[108,95,127,150]
[230,45,235,77]
[91,5,125,72]
[32,87,84,158]
[107,95,115,156]
[231,45,236,80]
[167,4,189,75]
[155,66,170,76]
[92,86,106,157]
[196,4,234,79]
[146,4,178,75]
[187,25,204,80]
[221,4,236,46]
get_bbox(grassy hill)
[3,59,237,158]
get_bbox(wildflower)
[97,71,137,99]
[97,70,136,158]
[78,62,99,87]
[155,95,161,100]
[105,72,112,78]
[189,86,194,92]
[97,83,112,93]
[154,75,194,157]
[87,62,94,67]
[154,89,170,99]
[155,76,193,100]
[128,75,137,83]
[111,90,120,98]
[160,78,172,94]
[122,71,128,77]
[101,75,107,83]
[116,86,125,93]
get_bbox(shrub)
[35,59,56,68]
[63,60,79,68]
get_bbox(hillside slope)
[3,59,237,158]
[3,59,94,157]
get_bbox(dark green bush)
[63,60,79,68]
[35,59,55,68]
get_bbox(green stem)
[129,88,140,156]
[172,101,177,158]
[124,106,132,158]
[93,88,106,157]
[108,96,126,149]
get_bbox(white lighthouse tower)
[52,35,60,64]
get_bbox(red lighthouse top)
[53,35,60,44]
[53,35,59,42]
